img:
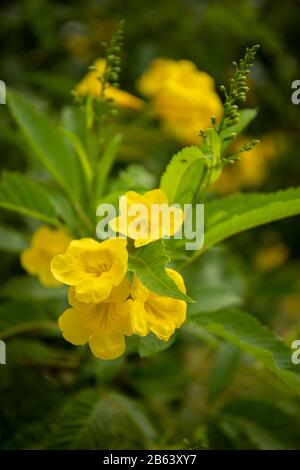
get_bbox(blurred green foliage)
[1,0,300,450]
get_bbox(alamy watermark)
[96,198,204,251]
[0,80,6,104]
[291,80,300,105]
[291,340,300,365]
[0,340,6,365]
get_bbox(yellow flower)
[51,238,128,303]
[109,189,184,247]
[130,268,187,341]
[20,226,72,287]
[75,58,144,111]
[214,136,276,194]
[254,243,290,271]
[59,277,132,360]
[137,58,222,144]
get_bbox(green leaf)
[209,400,300,450]
[189,188,300,262]
[138,333,176,358]
[190,307,300,394]
[160,146,206,204]
[189,285,242,314]
[208,343,241,402]
[61,128,93,184]
[128,241,193,302]
[0,172,59,226]
[48,191,76,230]
[96,133,122,199]
[0,225,27,253]
[1,276,67,302]
[7,89,81,197]
[220,108,258,151]
[111,164,156,193]
[47,389,156,449]
[0,301,58,339]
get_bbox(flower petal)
[89,330,125,360]
[75,277,112,303]
[144,188,169,206]
[58,308,92,345]
[130,299,151,337]
[105,277,130,303]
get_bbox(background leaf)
[7,89,82,198]
[0,172,60,226]
[190,307,300,394]
[207,343,241,402]
[138,332,176,358]
[0,301,58,339]
[0,224,27,253]
[46,389,156,450]
[189,285,242,314]
[96,133,122,199]
[208,399,300,450]
[189,188,300,261]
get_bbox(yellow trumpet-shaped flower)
[20,226,72,287]
[75,58,144,111]
[51,238,128,303]
[130,269,187,341]
[137,58,222,144]
[109,189,184,248]
[59,277,132,360]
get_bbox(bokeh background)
[1,0,300,450]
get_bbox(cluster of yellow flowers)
[21,189,187,360]
[76,57,222,145]
[137,58,223,145]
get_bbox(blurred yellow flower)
[59,277,132,360]
[20,226,71,287]
[51,238,128,303]
[109,189,184,247]
[75,58,144,111]
[254,243,290,271]
[130,268,187,341]
[137,58,222,144]
[214,136,276,194]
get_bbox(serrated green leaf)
[111,164,156,193]
[190,307,300,394]
[209,400,300,450]
[47,389,156,449]
[0,172,60,226]
[189,188,300,262]
[128,241,193,302]
[160,146,206,204]
[7,89,81,197]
